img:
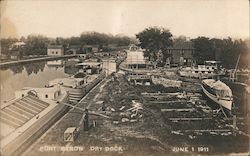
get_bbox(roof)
[49,77,84,87]
[205,61,222,64]
[12,42,26,46]
[64,127,77,133]
[76,62,102,66]
[48,45,63,49]
[21,86,60,93]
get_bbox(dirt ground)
[24,73,249,156]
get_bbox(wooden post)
[233,115,237,136]
[84,109,89,131]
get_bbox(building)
[102,59,117,75]
[82,45,99,53]
[47,45,64,56]
[126,45,147,69]
[163,41,195,66]
[9,41,26,50]
[8,41,26,60]
[76,61,103,75]
[168,47,194,66]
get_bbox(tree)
[192,37,248,68]
[24,35,50,56]
[136,27,173,62]
[0,38,18,56]
[191,37,215,64]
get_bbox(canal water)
[0,59,78,104]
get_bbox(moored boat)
[0,86,69,156]
[179,61,225,79]
[49,72,105,103]
[201,79,233,111]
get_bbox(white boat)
[179,61,225,79]
[201,79,233,111]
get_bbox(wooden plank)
[142,92,182,96]
[150,100,188,104]
[169,117,212,121]
[173,129,231,132]
[161,108,195,112]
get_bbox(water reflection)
[1,62,46,75]
[0,59,80,104]
[24,62,46,75]
[0,59,79,75]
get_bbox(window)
[45,94,48,98]
[56,51,58,54]
[22,94,24,97]
[52,51,54,54]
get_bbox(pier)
[0,55,76,68]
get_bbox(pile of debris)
[151,76,182,88]
[111,100,143,124]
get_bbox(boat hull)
[1,96,69,156]
[61,73,105,103]
[201,84,232,111]
[179,70,215,79]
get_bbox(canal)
[0,59,79,104]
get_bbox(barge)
[0,86,69,156]
[0,72,106,155]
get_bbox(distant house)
[168,47,194,66]
[10,51,21,60]
[163,41,195,66]
[9,41,26,50]
[82,45,100,53]
[9,41,26,60]
[47,45,64,56]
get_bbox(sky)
[0,0,249,39]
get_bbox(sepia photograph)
[0,0,249,155]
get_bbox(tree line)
[1,28,249,68]
[136,27,249,68]
[0,32,135,57]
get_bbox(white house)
[47,45,64,56]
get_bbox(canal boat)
[49,72,105,103]
[201,79,233,111]
[0,86,69,156]
[179,61,225,79]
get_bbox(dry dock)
[23,72,249,156]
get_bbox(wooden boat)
[201,79,233,111]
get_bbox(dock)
[0,55,76,68]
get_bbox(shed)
[64,127,79,142]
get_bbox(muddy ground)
[24,73,249,156]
